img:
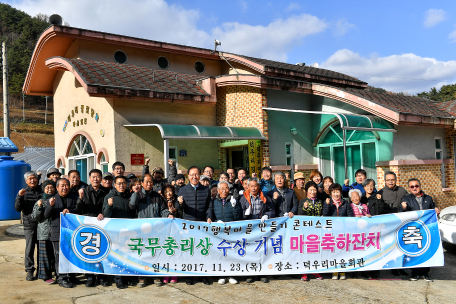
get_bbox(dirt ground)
[1,219,456,304]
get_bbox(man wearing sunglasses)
[400,178,440,282]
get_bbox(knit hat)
[42,180,56,192]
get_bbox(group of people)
[14,159,440,289]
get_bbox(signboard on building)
[248,140,263,174]
[131,154,145,165]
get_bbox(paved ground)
[1,219,456,304]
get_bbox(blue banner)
[59,210,444,276]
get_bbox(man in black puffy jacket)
[400,178,440,282]
[15,171,43,281]
[44,178,78,288]
[75,169,109,287]
[177,166,211,285]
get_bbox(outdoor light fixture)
[291,128,297,135]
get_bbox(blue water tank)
[0,156,31,220]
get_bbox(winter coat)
[270,188,298,216]
[44,194,78,242]
[317,190,331,202]
[400,192,435,212]
[141,164,177,192]
[351,203,370,217]
[102,189,134,219]
[260,179,276,197]
[69,181,88,198]
[208,195,242,222]
[342,182,366,197]
[15,186,43,230]
[378,186,408,213]
[240,190,275,220]
[178,183,211,221]
[31,199,52,241]
[293,187,306,202]
[130,189,169,218]
[361,193,386,216]
[75,185,109,217]
[298,197,323,216]
[322,199,354,217]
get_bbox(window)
[285,142,292,166]
[169,146,178,168]
[194,61,205,73]
[435,137,443,160]
[59,167,65,176]
[157,56,169,69]
[100,153,109,173]
[114,50,128,64]
[68,135,96,183]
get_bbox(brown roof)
[56,57,210,96]
[437,100,456,116]
[237,55,367,87]
[344,88,454,118]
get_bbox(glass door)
[334,145,361,185]
[76,158,88,183]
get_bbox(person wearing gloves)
[44,178,79,288]
[298,181,324,281]
[323,183,354,280]
[270,171,298,218]
[31,180,56,285]
[177,166,212,286]
[240,177,275,284]
[400,178,440,282]
[219,172,239,199]
[129,173,172,287]
[103,176,135,289]
[206,181,242,285]
[75,169,110,287]
[15,171,43,281]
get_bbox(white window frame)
[435,137,443,160]
[285,142,293,166]
[67,135,96,182]
[99,153,109,173]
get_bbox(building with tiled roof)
[24,25,456,208]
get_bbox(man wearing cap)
[46,168,61,183]
[293,172,306,202]
[126,173,136,187]
[142,158,177,193]
[173,174,185,193]
[102,172,114,189]
[199,175,211,187]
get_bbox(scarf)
[353,203,364,213]
[307,196,316,205]
[332,198,341,209]
[42,193,55,201]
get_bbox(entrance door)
[334,145,361,184]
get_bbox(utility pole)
[45,96,47,124]
[3,41,10,139]
[22,93,25,121]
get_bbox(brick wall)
[216,86,270,171]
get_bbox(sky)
[6,0,456,94]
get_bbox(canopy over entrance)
[124,124,265,177]
[263,107,396,181]
[124,124,266,140]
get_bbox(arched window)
[317,122,378,184]
[100,152,109,173]
[68,135,95,183]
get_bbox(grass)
[0,106,54,152]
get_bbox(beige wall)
[77,40,223,77]
[53,71,116,172]
[112,98,218,172]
